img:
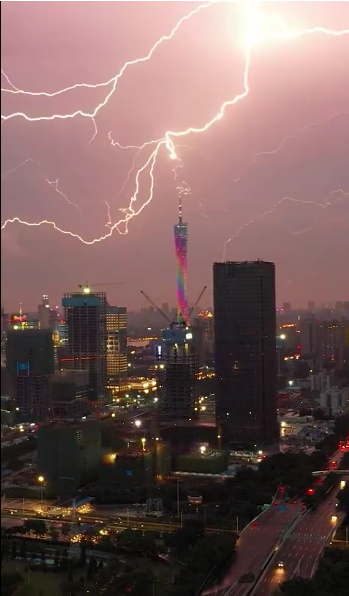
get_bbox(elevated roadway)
[251,496,346,596]
[251,462,347,596]
[203,501,304,596]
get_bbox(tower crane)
[188,286,207,321]
[78,282,124,294]
[140,285,207,327]
[140,291,172,325]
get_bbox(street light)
[38,476,44,504]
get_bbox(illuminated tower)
[174,196,188,324]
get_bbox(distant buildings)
[6,328,55,421]
[213,260,278,447]
[300,316,349,369]
[62,289,107,401]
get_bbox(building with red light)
[62,290,107,402]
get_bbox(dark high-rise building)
[156,326,199,421]
[62,288,107,401]
[6,328,55,421]
[213,261,278,447]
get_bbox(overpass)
[312,469,349,476]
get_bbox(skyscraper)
[6,328,55,421]
[106,306,127,396]
[174,196,188,324]
[62,288,107,401]
[213,261,278,447]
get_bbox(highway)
[252,481,347,594]
[203,501,304,596]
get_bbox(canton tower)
[173,196,188,324]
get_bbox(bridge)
[312,469,349,477]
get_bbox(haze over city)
[1,0,349,311]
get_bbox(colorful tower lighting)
[174,196,188,324]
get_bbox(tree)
[54,551,61,567]
[48,526,59,542]
[19,541,26,559]
[61,523,70,538]
[79,542,87,567]
[24,519,47,536]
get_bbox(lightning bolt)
[1,158,82,217]
[231,110,349,185]
[104,200,112,229]
[1,1,217,123]
[222,189,349,260]
[1,1,349,244]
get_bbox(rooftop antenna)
[178,194,183,225]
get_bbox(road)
[252,482,348,596]
[0,510,233,535]
[203,501,304,596]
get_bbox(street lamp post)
[38,476,44,505]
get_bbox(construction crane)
[188,285,207,321]
[78,282,124,294]
[140,285,207,327]
[140,290,172,325]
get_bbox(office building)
[194,310,214,360]
[38,294,50,329]
[6,328,55,421]
[156,325,199,421]
[62,288,107,401]
[106,306,127,396]
[213,260,278,447]
[300,316,319,356]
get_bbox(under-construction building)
[156,325,199,421]
[62,290,107,401]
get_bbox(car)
[252,521,259,527]
[291,500,297,505]
[278,561,284,568]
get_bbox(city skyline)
[1,1,349,310]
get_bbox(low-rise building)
[320,386,349,415]
[37,419,101,493]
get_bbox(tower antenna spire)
[178,193,183,225]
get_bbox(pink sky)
[1,1,348,311]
